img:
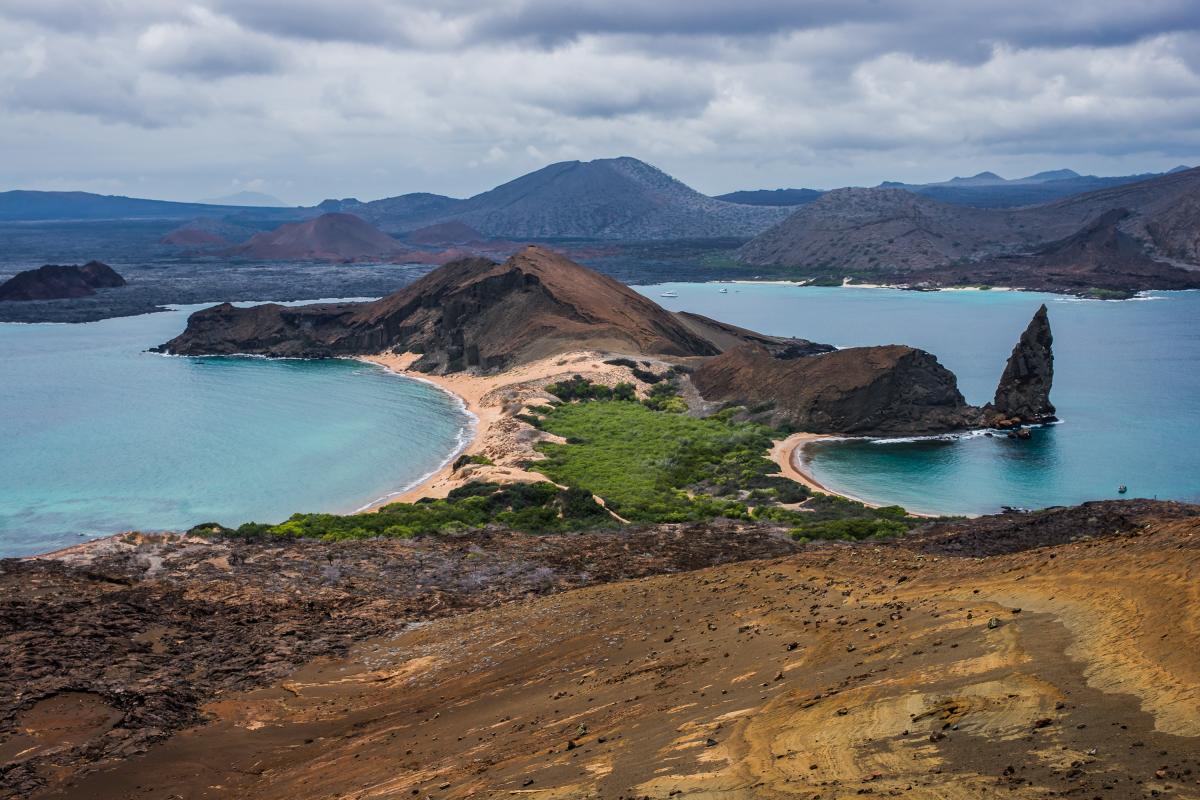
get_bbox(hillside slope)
[340,157,795,240]
[27,503,1200,800]
[738,167,1200,292]
[228,213,407,260]
[157,245,724,368]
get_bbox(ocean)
[0,302,472,557]
[638,283,1200,516]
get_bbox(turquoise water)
[639,284,1200,516]
[0,303,472,557]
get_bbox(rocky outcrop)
[0,261,125,301]
[987,304,1056,424]
[693,343,980,435]
[157,246,723,369]
[694,305,1057,436]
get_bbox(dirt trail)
[41,512,1200,799]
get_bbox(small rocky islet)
[0,261,125,302]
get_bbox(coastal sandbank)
[360,351,642,506]
[366,354,875,511]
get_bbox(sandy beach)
[768,431,883,508]
[360,350,649,506]
[364,353,876,511]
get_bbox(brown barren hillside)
[158,246,723,368]
[10,501,1200,800]
[229,212,407,260]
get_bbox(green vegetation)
[641,380,687,413]
[1081,287,1134,300]
[526,399,920,540]
[544,375,637,402]
[452,453,494,470]
[197,481,615,541]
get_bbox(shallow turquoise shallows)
[638,284,1200,516]
[0,303,472,557]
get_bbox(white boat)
[719,287,728,293]
[660,291,679,298]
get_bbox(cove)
[639,283,1200,516]
[0,302,472,557]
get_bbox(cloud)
[0,0,1197,200]
[137,8,286,78]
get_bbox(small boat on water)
[1118,485,1128,494]
[719,287,728,293]
[660,291,678,298]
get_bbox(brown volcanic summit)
[159,246,721,370]
[229,212,406,261]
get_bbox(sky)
[1,1,1198,204]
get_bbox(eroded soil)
[5,500,1200,799]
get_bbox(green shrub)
[203,481,614,542]
[545,375,637,403]
[453,453,494,470]
[533,401,789,523]
[789,517,908,541]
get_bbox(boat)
[719,288,728,293]
[660,291,678,298]
[1118,485,1128,494]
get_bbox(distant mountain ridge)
[0,190,298,222]
[737,166,1200,295]
[325,157,796,240]
[718,165,1192,210]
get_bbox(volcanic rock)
[0,261,125,301]
[693,343,980,435]
[737,167,1200,293]
[157,246,722,369]
[987,304,1055,424]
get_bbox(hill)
[157,245,727,367]
[228,213,407,261]
[0,261,125,301]
[738,167,1200,293]
[160,218,258,248]
[334,157,794,240]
